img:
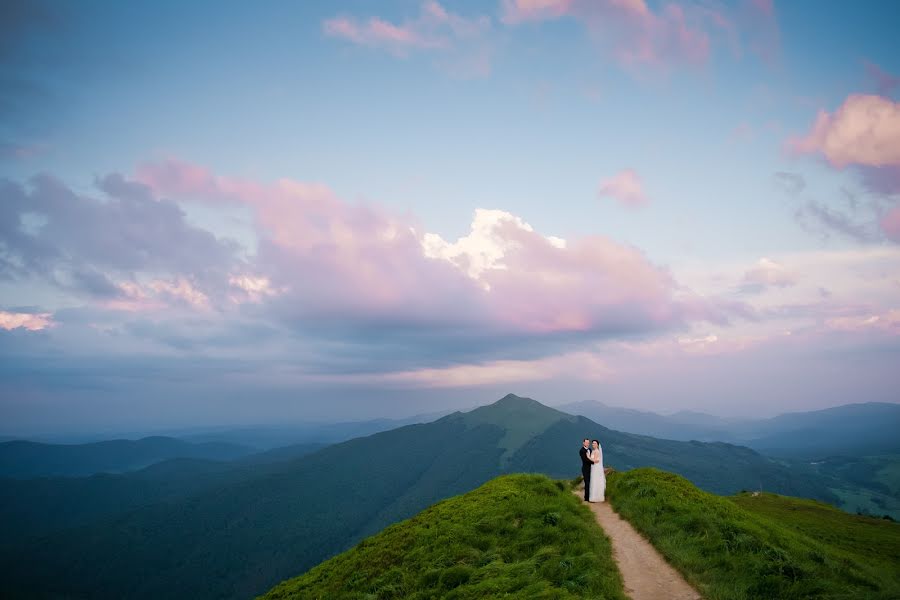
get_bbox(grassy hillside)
[607,468,900,599]
[260,474,626,600]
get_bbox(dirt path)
[576,490,702,600]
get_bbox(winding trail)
[576,490,702,600]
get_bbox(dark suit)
[579,446,592,501]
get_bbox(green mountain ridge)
[0,394,877,599]
[448,393,575,462]
[262,470,900,599]
[259,474,626,599]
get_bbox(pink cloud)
[149,279,211,311]
[138,160,737,338]
[788,94,900,168]
[825,309,900,335]
[136,160,217,196]
[615,330,779,359]
[598,169,649,207]
[323,16,443,52]
[481,229,677,332]
[228,275,280,304]
[323,2,490,58]
[139,159,485,324]
[0,311,54,331]
[501,0,575,24]
[502,0,711,69]
[502,0,782,72]
[103,281,165,313]
[103,278,214,313]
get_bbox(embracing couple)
[579,438,605,503]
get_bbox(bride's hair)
[591,439,599,445]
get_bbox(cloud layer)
[138,159,730,343]
[0,159,756,407]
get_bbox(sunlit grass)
[607,468,900,600]
[259,474,626,599]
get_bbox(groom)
[579,438,592,501]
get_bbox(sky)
[1,0,899,435]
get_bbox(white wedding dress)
[588,446,605,502]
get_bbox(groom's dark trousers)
[579,446,592,501]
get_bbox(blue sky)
[2,0,899,435]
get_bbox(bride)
[589,439,605,503]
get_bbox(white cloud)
[422,208,565,280]
[0,310,54,331]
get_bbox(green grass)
[259,474,626,600]
[731,491,899,583]
[607,468,900,600]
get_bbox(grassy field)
[732,490,899,592]
[260,474,626,599]
[607,468,900,600]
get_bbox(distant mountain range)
[736,402,900,458]
[0,444,327,542]
[0,436,255,478]
[558,400,900,458]
[0,394,842,600]
[557,400,733,442]
[176,409,454,450]
[0,410,450,480]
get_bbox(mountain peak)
[496,393,538,405]
[466,394,564,421]
[452,394,572,463]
